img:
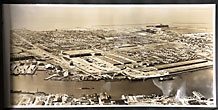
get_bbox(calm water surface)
[11,68,214,99]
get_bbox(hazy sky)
[7,4,215,30]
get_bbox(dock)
[165,61,213,74]
[154,59,207,70]
[127,59,213,80]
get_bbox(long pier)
[165,61,213,74]
[154,59,208,70]
[128,59,213,79]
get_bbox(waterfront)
[11,68,213,99]
[7,4,215,106]
[10,23,215,105]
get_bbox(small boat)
[80,87,94,90]
[155,24,169,28]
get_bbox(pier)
[128,59,213,79]
[154,59,208,70]
[165,61,213,74]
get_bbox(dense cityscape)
[11,90,213,106]
[10,24,214,106]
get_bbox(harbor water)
[11,68,214,99]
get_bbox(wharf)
[128,60,213,79]
[165,61,213,74]
[154,59,207,70]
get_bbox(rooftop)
[63,49,94,55]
